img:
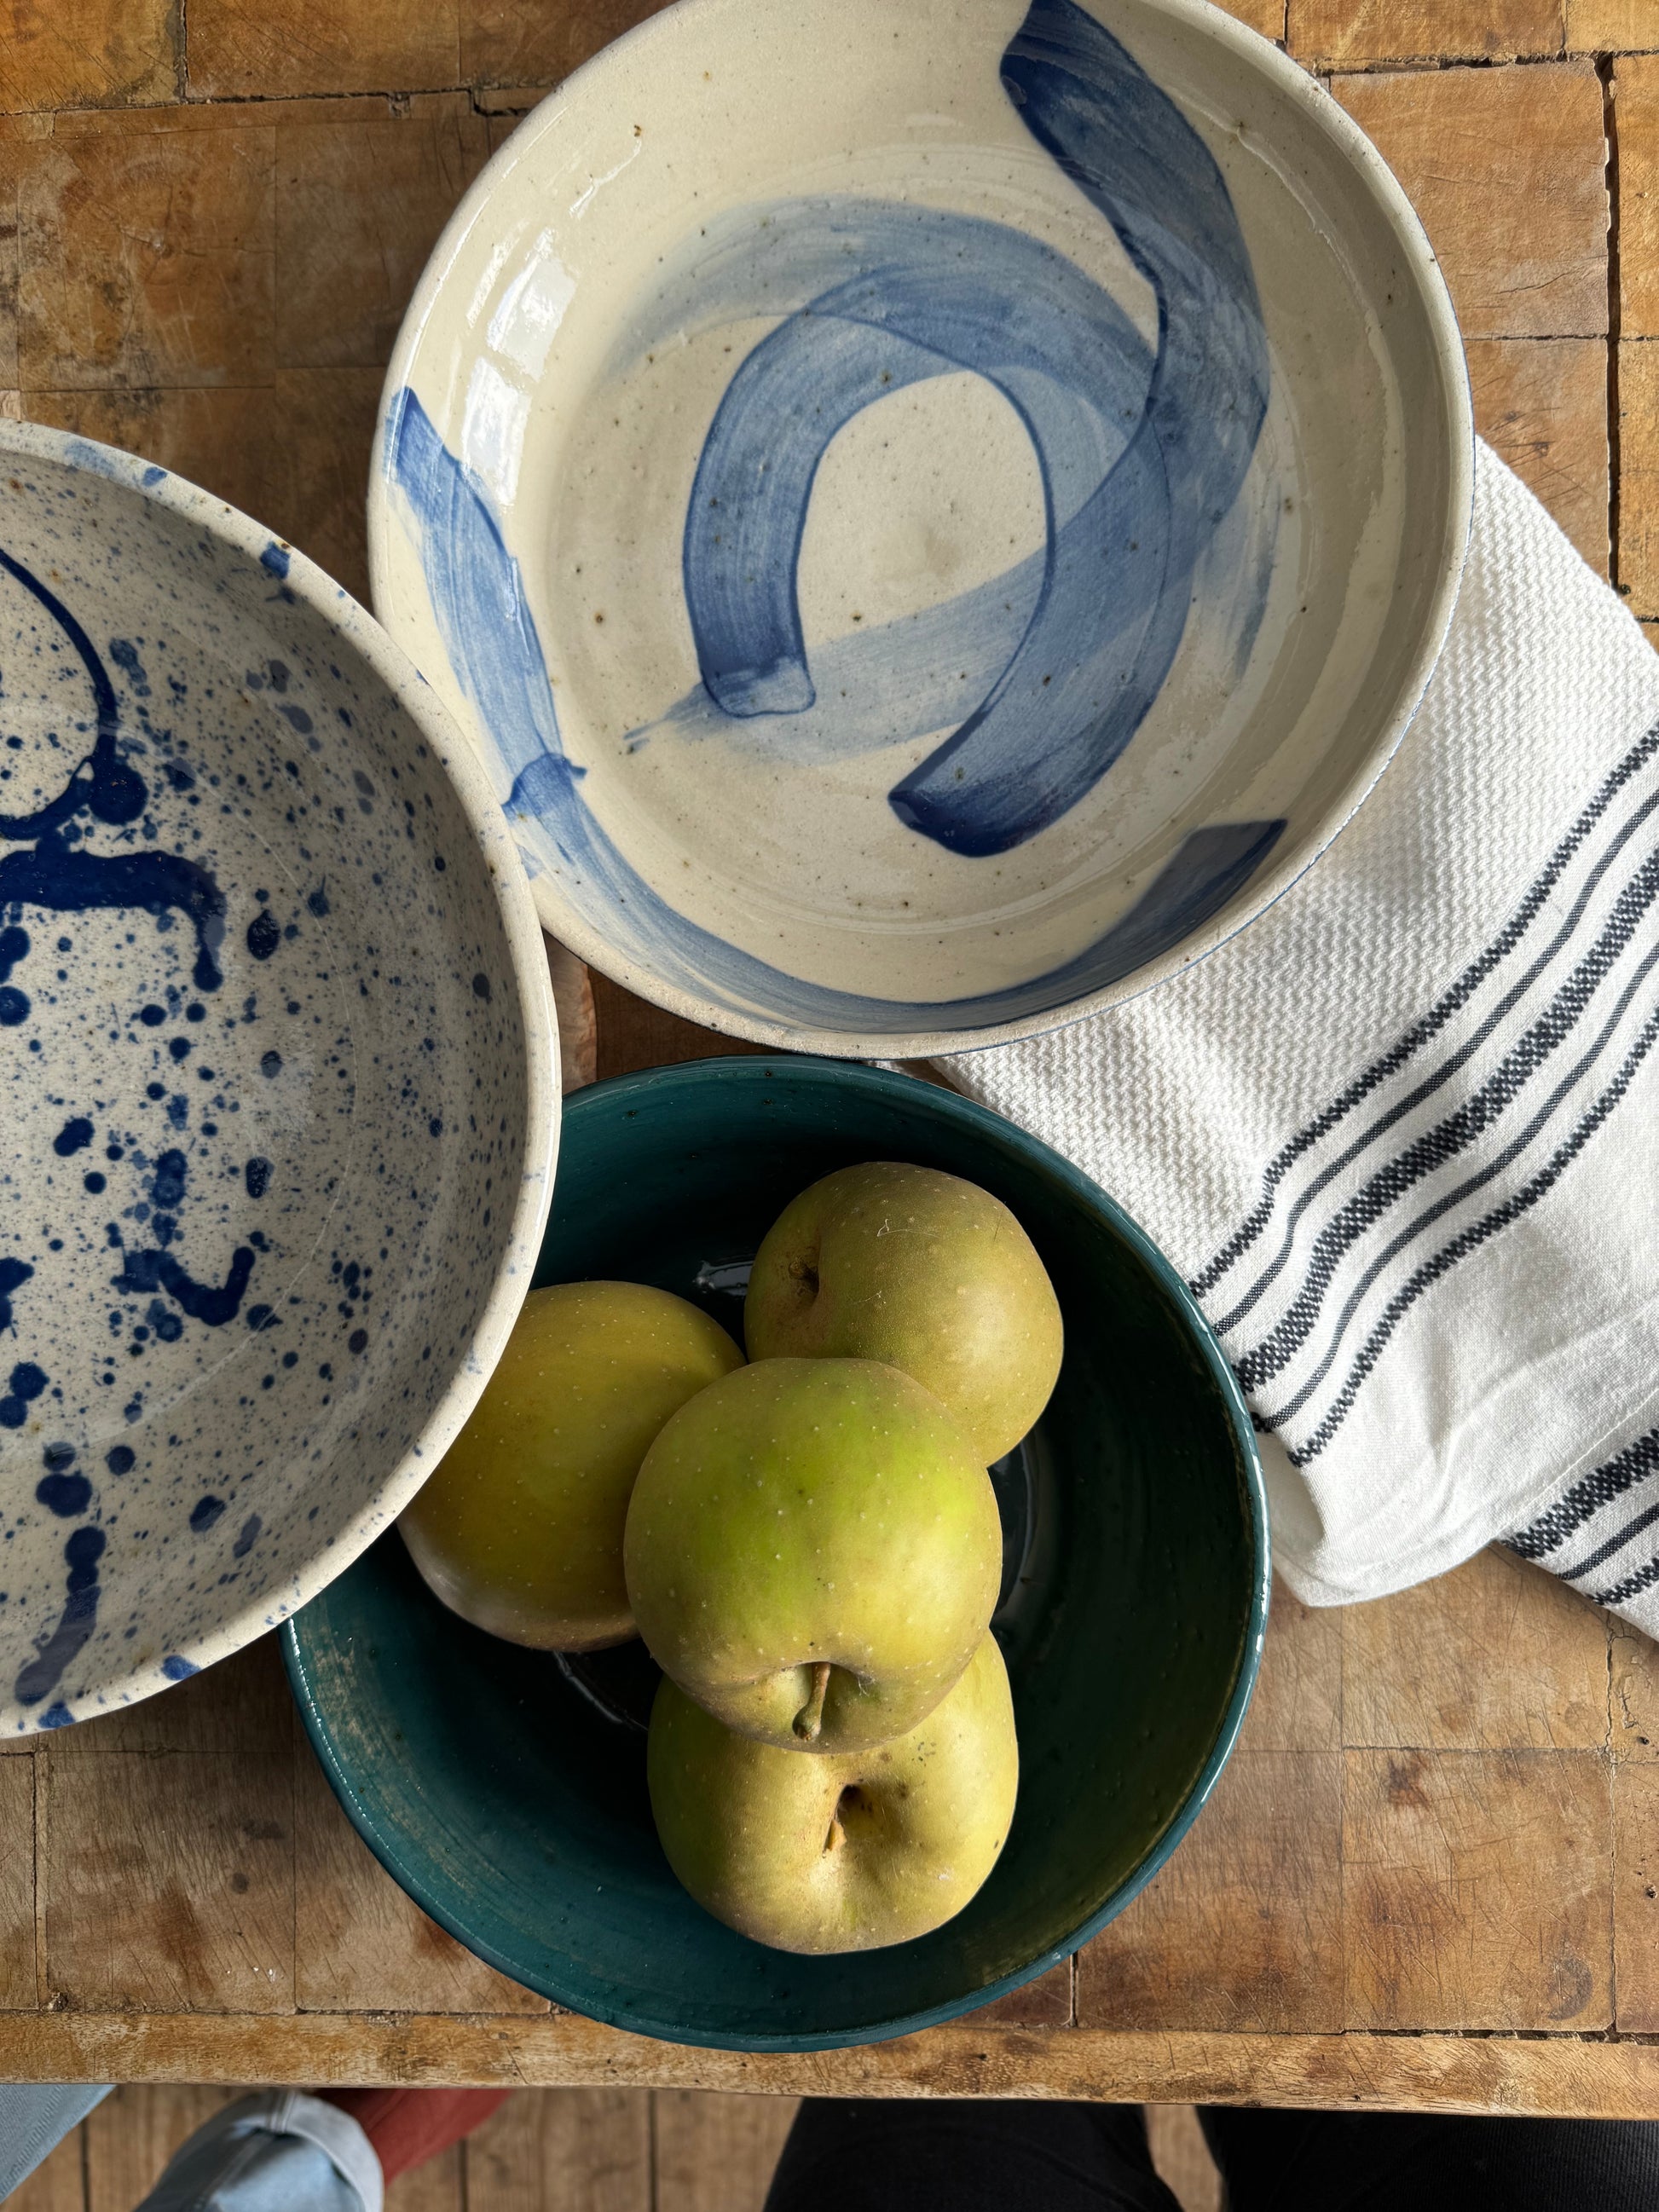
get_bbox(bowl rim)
[0,414,561,1731]
[367,0,1475,1064]
[282,1053,1271,2053]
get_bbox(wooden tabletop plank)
[1289,0,1566,70]
[16,2013,1659,2117]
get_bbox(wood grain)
[1618,55,1659,339]
[590,972,767,1083]
[0,1754,37,2008]
[467,2088,651,2212]
[1332,63,1609,340]
[188,0,459,101]
[1612,1759,1659,2029]
[17,122,275,390]
[1612,1611,1659,1756]
[292,1728,550,2015]
[1569,0,1659,49]
[1290,0,1564,68]
[2,0,177,114]
[1467,338,1611,572]
[1340,1546,1610,1750]
[1243,1580,1342,1751]
[546,938,598,1094]
[652,2091,799,2212]
[272,101,488,370]
[1342,1748,1611,2030]
[459,0,671,93]
[1619,338,1659,613]
[1213,0,1287,39]
[41,1741,295,2015]
[1078,1751,1344,2032]
[16,2013,1659,2116]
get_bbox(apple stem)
[794,1660,832,1743]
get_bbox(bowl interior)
[285,1058,1265,2049]
[371,0,1468,1054]
[0,428,552,1733]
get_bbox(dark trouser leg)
[764,2099,1182,2212]
[1201,2105,1659,2211]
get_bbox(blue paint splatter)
[232,1514,261,1558]
[160,1654,199,1682]
[113,1245,254,1327]
[190,1496,225,1533]
[36,1471,91,1519]
[108,1151,255,1325]
[15,1526,106,1710]
[0,1258,32,1331]
[53,1118,94,1157]
[0,1361,49,1429]
[246,910,280,960]
[260,543,291,580]
[245,1157,271,1199]
[105,1446,135,1476]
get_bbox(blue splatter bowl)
[370,0,1471,1059]
[0,420,558,1734]
[286,1057,1268,2050]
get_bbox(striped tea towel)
[944,438,1659,1632]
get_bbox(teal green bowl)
[282,1057,1267,2051]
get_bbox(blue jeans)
[0,2088,380,2209]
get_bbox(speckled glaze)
[0,420,558,1735]
[370,0,1471,1058]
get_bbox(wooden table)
[4,0,1659,2123]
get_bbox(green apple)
[401,1280,743,1651]
[648,1631,1018,1954]
[624,1356,1000,1752]
[743,1162,1063,1465]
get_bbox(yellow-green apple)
[401,1280,742,1650]
[743,1163,1062,1464]
[623,1356,1001,1752]
[648,1631,1018,1953]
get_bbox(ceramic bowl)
[284,1056,1268,2051]
[0,420,558,1734]
[369,0,1471,1059]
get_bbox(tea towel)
[945,438,1659,1630]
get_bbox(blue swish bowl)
[369,0,1470,1058]
[284,1057,1268,2051]
[0,420,557,1736]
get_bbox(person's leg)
[0,2087,110,2202]
[765,2098,1183,2212]
[130,2086,511,2212]
[1201,2105,1659,2212]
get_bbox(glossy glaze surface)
[371,0,1470,1054]
[0,421,558,1733]
[286,1057,1267,2049]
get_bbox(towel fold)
[945,440,1659,1632]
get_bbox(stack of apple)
[402,1162,1064,1955]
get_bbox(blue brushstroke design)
[664,0,1267,854]
[388,378,1285,1031]
[681,205,1153,721]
